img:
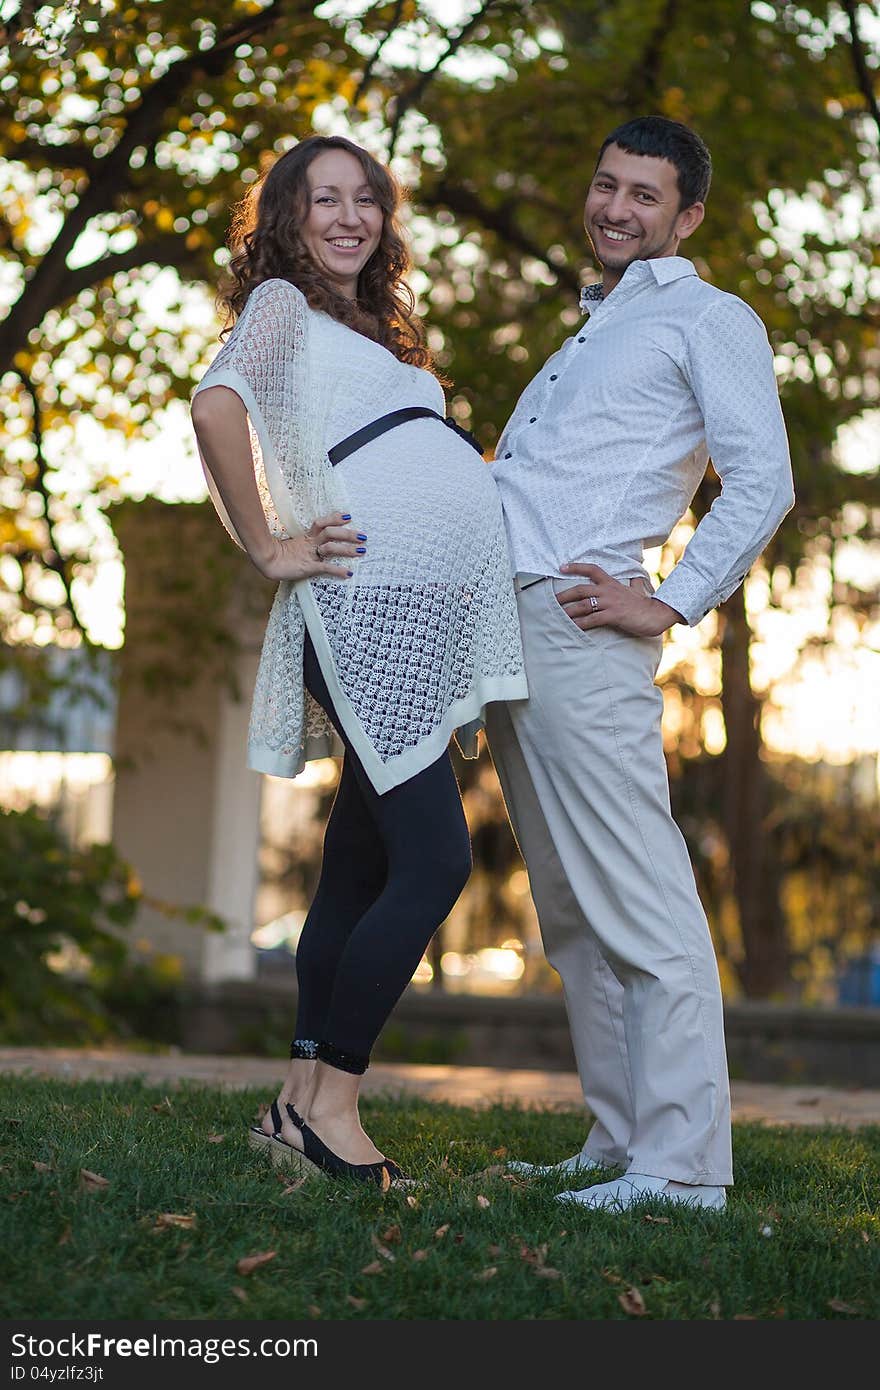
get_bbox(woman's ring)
[589,595,599,612]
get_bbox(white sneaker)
[556,1172,727,1212]
[506,1152,614,1179]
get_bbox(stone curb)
[2,1048,880,1129]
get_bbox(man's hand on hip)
[556,563,684,636]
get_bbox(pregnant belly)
[338,438,504,584]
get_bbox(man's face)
[583,143,702,273]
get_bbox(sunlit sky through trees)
[1,0,878,774]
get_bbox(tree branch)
[3,135,98,176]
[15,368,89,640]
[386,0,515,159]
[58,236,206,305]
[420,179,581,294]
[0,0,301,371]
[350,0,408,108]
[628,0,678,104]
[840,0,880,142]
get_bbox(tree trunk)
[718,584,789,997]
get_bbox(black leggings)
[292,633,472,1074]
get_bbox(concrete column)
[109,499,272,982]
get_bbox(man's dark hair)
[596,116,712,209]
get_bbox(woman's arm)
[191,385,361,582]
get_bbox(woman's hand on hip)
[254,513,365,582]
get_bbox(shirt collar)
[578,256,698,314]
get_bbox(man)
[486,116,794,1212]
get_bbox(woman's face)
[301,149,384,298]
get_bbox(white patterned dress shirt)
[491,256,794,625]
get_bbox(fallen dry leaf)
[151,1097,173,1113]
[439,1155,449,1170]
[519,1243,549,1267]
[236,1250,277,1277]
[360,1260,385,1276]
[380,1166,391,1193]
[491,1147,508,1158]
[370,1234,395,1261]
[346,1296,367,1310]
[33,1161,53,1174]
[533,1267,562,1279]
[476,1194,490,1209]
[471,1164,505,1182]
[602,1267,623,1285]
[643,1213,671,1225]
[231,1286,248,1303]
[206,1133,225,1144]
[281,1178,307,1195]
[434,1224,450,1240]
[828,1297,860,1315]
[154,1213,197,1230]
[307,1305,321,1318]
[411,1249,429,1262]
[405,1195,419,1209]
[487,1244,503,1258]
[618,1285,647,1317]
[79,1169,109,1192]
[861,1231,870,1243]
[474,1266,498,1282]
[380,1224,402,1245]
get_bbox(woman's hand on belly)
[256,512,365,582]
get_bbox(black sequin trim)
[316,1040,369,1075]
[289,1038,318,1060]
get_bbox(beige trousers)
[485,578,732,1184]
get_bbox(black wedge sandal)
[295,1117,410,1187]
[248,1101,326,1179]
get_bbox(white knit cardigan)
[192,278,527,793]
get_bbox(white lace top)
[192,278,527,793]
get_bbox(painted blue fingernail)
[341,513,351,521]
[357,533,367,541]
[356,546,366,553]
[346,570,354,577]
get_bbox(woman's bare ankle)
[303,1107,383,1164]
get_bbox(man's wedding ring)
[589,595,599,612]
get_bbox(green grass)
[1,1077,878,1321]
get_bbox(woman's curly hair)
[218,135,433,370]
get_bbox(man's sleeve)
[653,295,795,626]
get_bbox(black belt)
[328,407,483,466]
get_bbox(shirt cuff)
[654,568,737,627]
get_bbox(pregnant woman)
[190,135,526,1186]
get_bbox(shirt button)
[577,336,585,343]
[504,451,512,458]
[549,374,558,381]
[529,417,537,423]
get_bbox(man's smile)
[597,225,638,242]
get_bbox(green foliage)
[2,1,876,642]
[1,1079,878,1319]
[0,805,223,1043]
[0,804,139,1042]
